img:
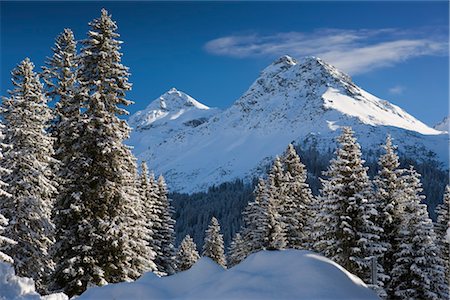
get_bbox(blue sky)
[1,1,448,126]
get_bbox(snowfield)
[78,250,378,300]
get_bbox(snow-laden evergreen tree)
[391,167,448,300]
[145,172,164,273]
[153,175,176,275]
[0,58,56,293]
[313,127,384,291]
[41,28,80,159]
[372,135,403,294]
[240,178,269,256]
[281,144,314,249]
[435,185,450,289]
[228,233,247,267]
[266,157,287,250]
[50,10,149,296]
[136,161,159,274]
[0,121,15,264]
[176,235,200,272]
[125,167,158,280]
[44,28,88,296]
[202,217,226,268]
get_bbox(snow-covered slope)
[78,250,378,300]
[434,116,449,132]
[128,55,449,193]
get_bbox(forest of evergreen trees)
[0,9,448,300]
[171,144,448,249]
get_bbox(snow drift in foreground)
[78,250,378,300]
[0,262,39,300]
[0,262,67,300]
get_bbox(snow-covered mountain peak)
[434,116,449,132]
[128,89,220,155]
[129,88,214,131]
[231,55,440,135]
[158,88,210,111]
[260,55,352,87]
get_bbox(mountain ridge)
[128,55,448,193]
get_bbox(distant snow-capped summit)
[434,116,449,132]
[129,88,213,130]
[128,88,220,155]
[128,56,448,193]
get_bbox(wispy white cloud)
[204,28,448,74]
[388,85,405,95]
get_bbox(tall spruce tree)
[314,127,384,293]
[45,28,87,295]
[266,157,287,250]
[125,167,158,280]
[228,233,247,268]
[240,178,269,256]
[176,235,200,272]
[145,172,164,274]
[153,175,176,275]
[202,217,226,268]
[0,58,56,292]
[372,135,403,294]
[434,185,449,293]
[281,144,314,249]
[50,10,148,296]
[391,167,448,300]
[136,161,159,272]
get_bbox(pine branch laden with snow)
[49,9,150,297]
[435,185,450,290]
[390,167,448,300]
[0,121,15,265]
[202,217,226,268]
[313,127,384,294]
[152,175,177,275]
[176,235,200,272]
[0,58,57,293]
[281,144,315,249]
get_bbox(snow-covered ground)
[128,55,449,193]
[78,250,378,300]
[0,262,67,300]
